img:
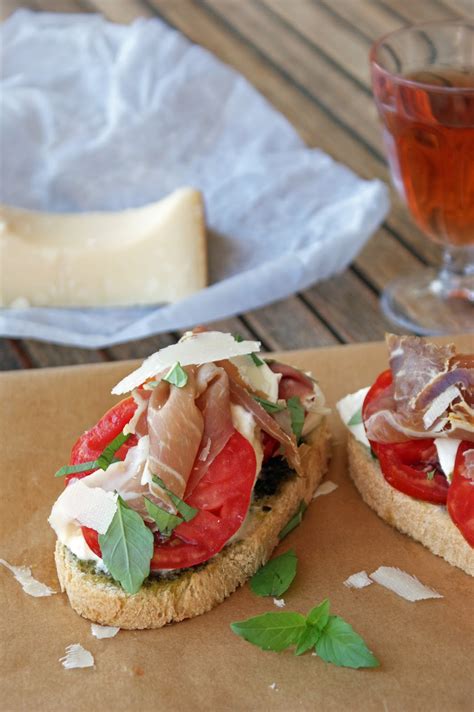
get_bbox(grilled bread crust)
[347,434,474,576]
[55,420,331,629]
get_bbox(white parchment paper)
[0,11,389,348]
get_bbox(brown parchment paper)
[1,336,473,712]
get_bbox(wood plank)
[0,341,25,370]
[244,296,340,350]
[78,0,154,21]
[439,0,473,17]
[303,271,393,343]
[22,341,108,367]
[317,0,405,42]
[377,0,456,23]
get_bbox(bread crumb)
[273,597,286,608]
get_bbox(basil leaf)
[254,396,285,414]
[163,361,188,388]
[250,353,264,367]
[250,549,297,597]
[152,475,198,522]
[143,497,182,537]
[316,615,379,669]
[279,500,307,540]
[426,470,436,481]
[97,432,132,470]
[348,408,363,426]
[233,333,244,342]
[54,460,99,478]
[295,599,330,656]
[287,396,305,442]
[231,611,306,652]
[98,496,154,595]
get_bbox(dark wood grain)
[1,0,470,369]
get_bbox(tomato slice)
[68,397,138,482]
[447,442,474,546]
[150,431,256,570]
[262,432,279,462]
[363,370,448,504]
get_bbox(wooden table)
[2,0,471,371]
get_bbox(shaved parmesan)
[91,623,120,639]
[60,644,94,669]
[423,385,462,429]
[269,683,279,691]
[343,571,373,589]
[230,354,280,403]
[435,439,461,482]
[112,331,260,395]
[336,388,370,447]
[273,597,286,608]
[369,566,443,602]
[49,481,117,537]
[313,480,338,499]
[0,558,56,597]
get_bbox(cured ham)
[185,363,234,495]
[227,377,301,474]
[365,335,474,444]
[147,369,204,499]
[269,361,314,401]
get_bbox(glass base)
[381,269,474,335]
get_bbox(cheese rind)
[0,188,207,307]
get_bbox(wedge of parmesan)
[0,187,206,307]
[112,331,260,394]
[0,558,56,597]
[369,566,443,602]
[60,644,94,669]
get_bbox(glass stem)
[432,244,474,302]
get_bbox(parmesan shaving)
[313,480,338,499]
[369,566,443,602]
[49,480,117,537]
[343,571,373,589]
[112,331,260,395]
[273,597,286,608]
[269,683,279,691]
[90,623,120,639]
[60,644,95,669]
[0,558,56,597]
[423,385,462,429]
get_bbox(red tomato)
[363,370,448,504]
[150,431,256,570]
[68,397,138,482]
[261,431,279,461]
[447,442,474,546]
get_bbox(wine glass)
[370,21,474,334]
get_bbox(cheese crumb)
[273,597,286,608]
[0,558,56,597]
[90,623,120,639]
[343,571,373,589]
[370,566,443,602]
[60,644,94,669]
[269,682,278,691]
[313,480,338,499]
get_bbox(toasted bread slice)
[55,420,331,629]
[347,434,474,576]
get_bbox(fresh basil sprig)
[348,408,363,426]
[152,475,198,522]
[250,550,297,597]
[287,396,305,442]
[143,496,183,537]
[99,495,154,595]
[254,396,285,414]
[279,500,307,540]
[54,461,100,478]
[231,600,379,669]
[426,469,436,481]
[163,361,188,388]
[97,432,132,470]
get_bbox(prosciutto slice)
[269,362,315,401]
[365,335,474,444]
[228,378,301,474]
[147,369,204,499]
[185,363,234,495]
